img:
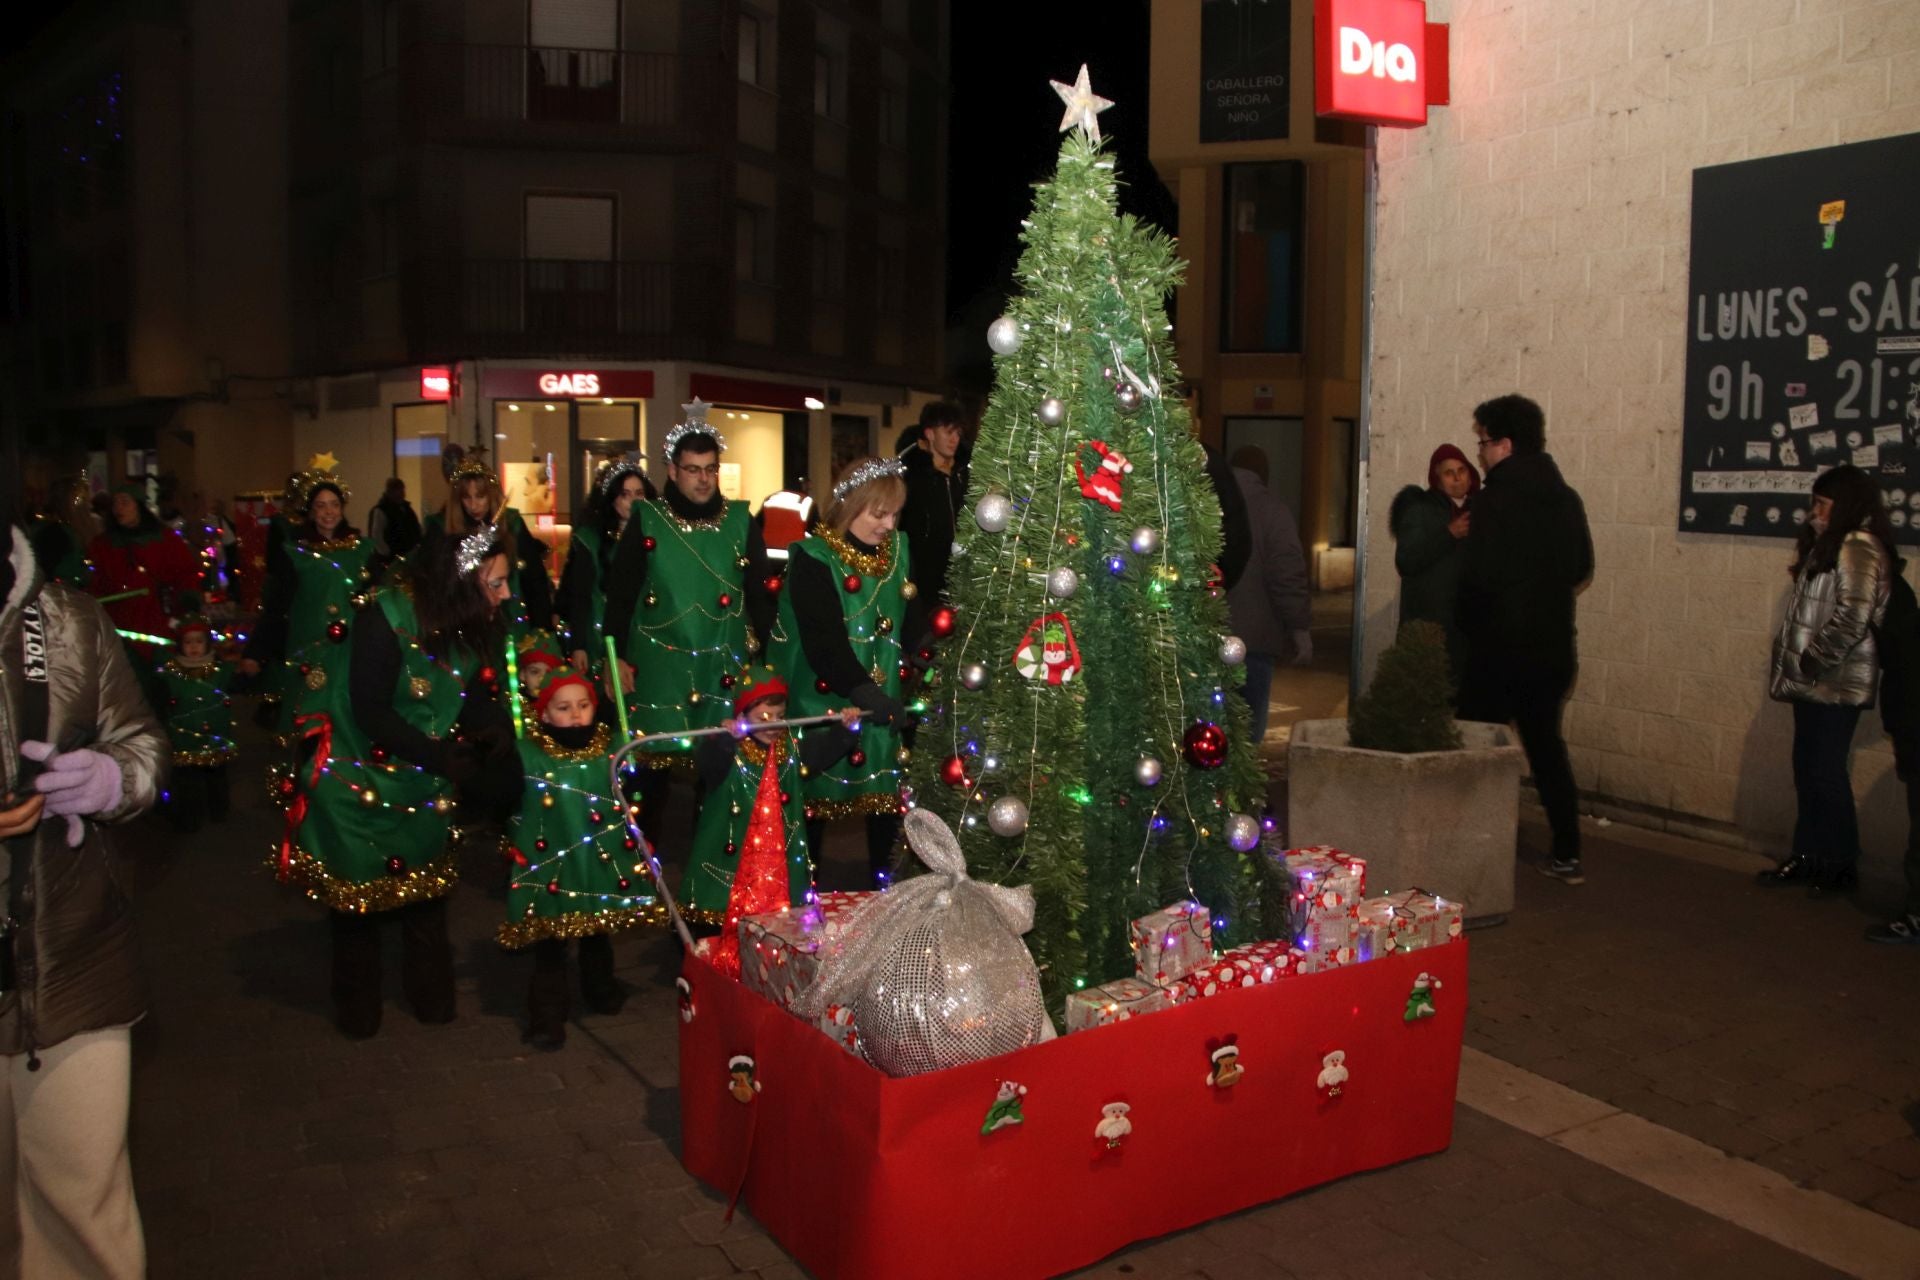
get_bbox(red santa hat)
[175,615,215,644]
[734,673,789,716]
[519,648,565,671]
[533,672,598,721]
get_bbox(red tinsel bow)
[276,712,333,879]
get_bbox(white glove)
[1290,629,1314,667]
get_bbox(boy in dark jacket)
[1458,394,1595,884]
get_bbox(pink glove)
[20,741,123,848]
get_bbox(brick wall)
[1362,0,1920,880]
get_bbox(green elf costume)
[500,672,658,1049]
[771,521,914,824]
[155,615,238,832]
[686,667,822,924]
[277,524,522,1038]
[243,460,378,738]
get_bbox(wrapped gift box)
[819,1002,862,1057]
[1064,976,1180,1033]
[1356,891,1464,962]
[738,891,876,1010]
[1129,900,1214,984]
[1174,940,1306,999]
[1285,847,1367,972]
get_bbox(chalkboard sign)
[1680,132,1920,542]
[1200,0,1290,144]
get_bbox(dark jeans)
[1240,652,1276,743]
[1461,652,1580,860]
[329,896,455,1036]
[1790,701,1864,876]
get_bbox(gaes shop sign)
[1313,0,1449,128]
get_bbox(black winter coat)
[1458,451,1593,664]
[899,446,968,603]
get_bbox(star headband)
[832,456,906,501]
[456,523,498,577]
[662,397,726,464]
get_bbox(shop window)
[1222,162,1304,354]
[738,13,763,86]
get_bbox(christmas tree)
[912,68,1267,1013]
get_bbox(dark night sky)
[945,0,1174,322]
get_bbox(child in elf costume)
[501,672,662,1050]
[154,616,238,832]
[687,667,857,928]
[517,647,564,704]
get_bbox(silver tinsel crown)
[662,398,726,463]
[832,456,907,501]
[597,459,647,498]
[456,523,497,577]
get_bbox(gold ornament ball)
[359,787,379,807]
[901,581,918,601]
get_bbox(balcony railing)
[404,258,686,358]
[401,43,707,146]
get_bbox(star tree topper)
[1050,64,1114,144]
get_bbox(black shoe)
[1755,855,1814,886]
[1806,866,1858,898]
[522,1022,566,1052]
[1865,914,1920,945]
[334,1006,381,1040]
[1538,857,1584,885]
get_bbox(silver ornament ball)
[1220,635,1248,666]
[1114,382,1143,416]
[1046,566,1079,599]
[1134,756,1164,788]
[1037,397,1066,426]
[987,315,1022,355]
[974,494,1012,534]
[1129,526,1159,555]
[1226,813,1261,852]
[987,795,1029,837]
[959,662,990,691]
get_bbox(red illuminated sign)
[1314,0,1449,128]
[480,368,656,400]
[420,366,452,401]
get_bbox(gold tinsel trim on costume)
[648,496,729,533]
[301,535,363,553]
[496,902,673,950]
[272,845,461,914]
[738,735,787,768]
[817,526,893,578]
[629,749,698,776]
[528,722,613,763]
[804,792,904,821]
[172,747,239,766]
[163,659,221,681]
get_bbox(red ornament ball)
[849,749,867,767]
[534,838,548,853]
[1181,721,1229,770]
[717,592,733,608]
[385,856,406,877]
[815,679,832,694]
[725,841,737,856]
[623,835,639,851]
[617,877,631,891]
[547,880,561,896]
[843,573,863,593]
[371,746,390,764]
[278,776,297,798]
[930,606,957,639]
[589,810,603,824]
[764,575,784,595]
[644,536,657,551]
[779,790,792,804]
[940,755,970,787]
[479,666,497,684]
[720,674,735,689]
[327,620,348,642]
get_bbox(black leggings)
[329,896,455,1036]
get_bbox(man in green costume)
[602,399,774,835]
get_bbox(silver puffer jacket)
[1770,528,1890,707]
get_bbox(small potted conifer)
[1286,622,1524,921]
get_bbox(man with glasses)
[603,399,774,840]
[1458,394,1594,885]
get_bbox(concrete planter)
[1286,719,1524,922]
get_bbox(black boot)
[1755,855,1814,886]
[1807,865,1858,898]
[399,897,457,1023]
[329,910,383,1039]
[525,939,569,1050]
[578,933,626,1015]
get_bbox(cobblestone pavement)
[117,731,1899,1277]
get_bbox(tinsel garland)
[172,747,240,767]
[271,844,462,914]
[496,901,678,949]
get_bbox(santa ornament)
[1074,440,1133,511]
[1094,1101,1133,1150]
[1207,1038,1244,1089]
[1014,612,1083,685]
[1316,1050,1348,1098]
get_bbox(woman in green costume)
[424,448,554,642]
[500,672,659,1050]
[240,463,378,737]
[558,460,651,678]
[769,456,924,886]
[278,524,521,1038]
